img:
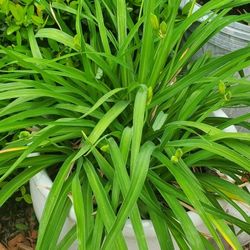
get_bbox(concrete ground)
[223,107,250,132]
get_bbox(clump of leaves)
[0,1,250,250]
[0,0,80,60]
[0,0,45,44]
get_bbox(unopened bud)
[218,81,226,95]
[171,155,179,164]
[159,21,167,38]
[18,131,31,139]
[150,14,159,30]
[175,148,183,159]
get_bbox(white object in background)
[180,0,250,77]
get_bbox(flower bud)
[171,155,179,164]
[218,81,226,95]
[18,131,31,139]
[175,148,183,159]
[150,14,159,30]
[159,21,167,38]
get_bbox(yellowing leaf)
[0,147,27,154]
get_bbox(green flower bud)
[159,21,167,38]
[171,155,179,164]
[218,81,226,95]
[175,148,183,159]
[18,131,31,139]
[150,14,159,31]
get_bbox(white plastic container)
[30,171,163,250]
[30,111,250,249]
[180,0,250,76]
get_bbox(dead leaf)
[17,243,33,250]
[0,243,7,250]
[8,234,25,250]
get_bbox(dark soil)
[0,192,38,250]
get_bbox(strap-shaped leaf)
[159,191,205,250]
[35,28,76,49]
[154,150,242,250]
[102,141,155,249]
[72,158,87,250]
[131,85,148,174]
[83,159,127,250]
[36,154,76,249]
[109,137,148,250]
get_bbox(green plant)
[0,0,45,45]
[15,185,32,204]
[0,0,79,59]
[0,0,250,249]
[197,0,250,25]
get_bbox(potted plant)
[180,0,250,76]
[0,1,250,249]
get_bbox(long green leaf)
[36,154,76,249]
[102,141,155,249]
[72,159,86,250]
[131,85,147,174]
[35,28,76,49]
[109,137,149,250]
[83,159,127,250]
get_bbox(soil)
[0,192,38,250]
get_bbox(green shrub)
[0,1,250,249]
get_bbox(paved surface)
[223,107,250,132]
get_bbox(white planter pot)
[30,110,250,249]
[30,171,166,250]
[180,0,250,76]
